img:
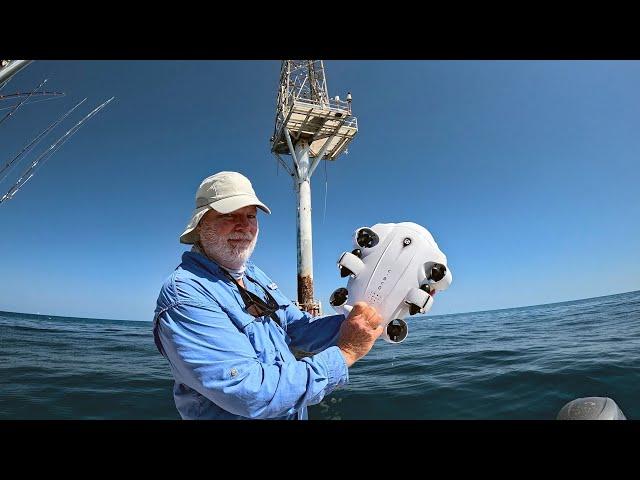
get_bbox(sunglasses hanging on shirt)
[222,270,282,327]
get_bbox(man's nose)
[235,216,250,227]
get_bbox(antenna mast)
[270,60,358,315]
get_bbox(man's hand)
[337,302,384,367]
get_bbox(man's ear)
[193,222,202,240]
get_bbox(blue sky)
[0,60,638,321]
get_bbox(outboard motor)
[556,397,627,420]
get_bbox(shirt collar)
[182,250,256,278]
[181,251,262,326]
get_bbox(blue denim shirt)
[153,251,348,420]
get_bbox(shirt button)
[230,368,238,377]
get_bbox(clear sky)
[1,60,638,321]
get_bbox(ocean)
[1,290,639,420]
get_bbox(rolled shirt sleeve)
[156,297,349,419]
[283,305,346,354]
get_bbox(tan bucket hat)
[179,171,271,244]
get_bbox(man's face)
[196,205,259,269]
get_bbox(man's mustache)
[227,234,254,241]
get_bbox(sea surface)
[1,290,639,420]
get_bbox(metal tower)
[270,60,358,316]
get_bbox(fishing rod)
[0,91,65,110]
[0,91,64,102]
[0,95,66,112]
[0,97,115,205]
[0,78,48,128]
[0,98,87,183]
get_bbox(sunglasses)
[223,271,281,326]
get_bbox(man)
[153,171,383,420]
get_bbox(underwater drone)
[330,222,452,344]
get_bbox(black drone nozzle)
[351,249,362,258]
[356,228,379,249]
[429,263,446,282]
[339,266,353,278]
[386,319,408,343]
[330,288,349,307]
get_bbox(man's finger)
[350,301,369,314]
[348,303,382,326]
[370,316,383,329]
[360,305,380,322]
[349,303,379,322]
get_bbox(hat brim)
[179,194,271,244]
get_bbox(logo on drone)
[377,269,393,291]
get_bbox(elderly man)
[153,171,383,420]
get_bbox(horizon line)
[2,288,638,324]
[427,288,640,319]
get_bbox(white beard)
[199,222,258,270]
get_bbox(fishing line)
[0,98,86,184]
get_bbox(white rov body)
[330,222,452,344]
